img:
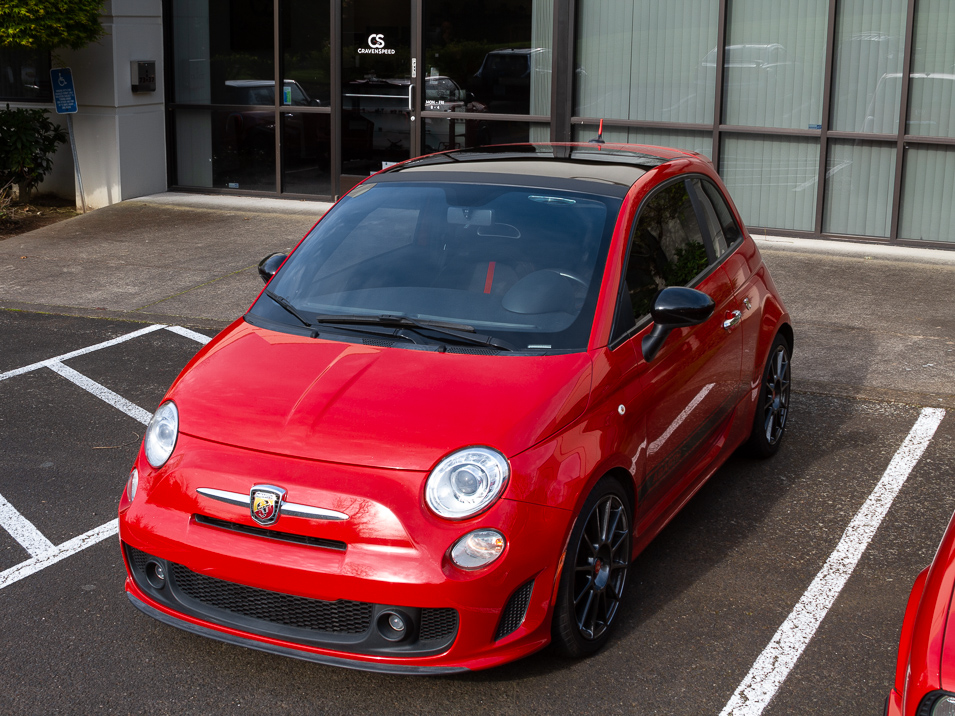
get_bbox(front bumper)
[127,593,467,675]
[119,434,572,672]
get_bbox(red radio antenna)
[588,119,605,148]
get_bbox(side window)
[612,180,710,341]
[699,180,743,253]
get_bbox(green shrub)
[0,105,67,199]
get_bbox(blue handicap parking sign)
[50,68,78,114]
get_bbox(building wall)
[59,0,167,208]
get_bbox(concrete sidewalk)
[1,192,953,407]
[0,193,332,330]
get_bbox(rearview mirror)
[641,287,715,362]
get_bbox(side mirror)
[641,287,715,362]
[258,252,287,283]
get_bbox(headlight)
[425,447,509,519]
[450,529,506,569]
[144,401,178,468]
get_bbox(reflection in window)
[622,181,709,322]
[723,0,827,130]
[423,0,552,116]
[823,141,895,237]
[282,0,331,106]
[907,0,955,139]
[899,145,955,243]
[175,108,276,191]
[720,135,818,231]
[282,113,331,195]
[694,179,742,257]
[575,0,718,124]
[423,118,532,153]
[0,47,51,101]
[173,0,274,105]
[830,0,906,134]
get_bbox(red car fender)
[897,511,955,715]
[889,567,928,715]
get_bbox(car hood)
[169,320,593,470]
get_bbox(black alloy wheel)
[552,477,631,657]
[748,333,792,458]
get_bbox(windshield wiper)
[264,289,314,329]
[313,314,515,351]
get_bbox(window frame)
[608,174,741,349]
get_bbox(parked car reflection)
[863,72,955,136]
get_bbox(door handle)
[723,310,741,331]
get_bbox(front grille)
[419,608,458,642]
[495,579,534,640]
[123,544,459,656]
[194,514,347,551]
[172,561,372,633]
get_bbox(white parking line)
[0,520,118,591]
[0,492,56,557]
[720,407,946,716]
[0,323,212,591]
[164,325,212,345]
[0,324,166,382]
[46,361,152,426]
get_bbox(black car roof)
[371,143,682,197]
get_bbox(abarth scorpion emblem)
[250,485,286,526]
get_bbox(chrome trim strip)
[197,487,348,521]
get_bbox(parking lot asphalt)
[1,194,954,714]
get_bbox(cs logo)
[367,33,385,49]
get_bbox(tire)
[747,333,792,458]
[552,477,632,658]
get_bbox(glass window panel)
[615,181,710,338]
[573,124,712,158]
[907,0,955,138]
[423,118,535,153]
[830,0,906,133]
[575,0,718,124]
[341,0,412,178]
[0,47,51,102]
[173,0,274,106]
[174,108,276,191]
[423,0,552,116]
[823,140,896,237]
[282,0,331,106]
[899,145,955,243]
[282,112,331,195]
[723,0,828,130]
[720,135,818,231]
[695,179,744,255]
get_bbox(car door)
[608,178,744,535]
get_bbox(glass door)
[341,0,417,192]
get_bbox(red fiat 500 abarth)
[119,143,792,674]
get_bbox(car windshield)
[252,181,621,353]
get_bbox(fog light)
[450,529,506,569]
[377,611,409,642]
[145,560,166,590]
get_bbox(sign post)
[49,68,87,213]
